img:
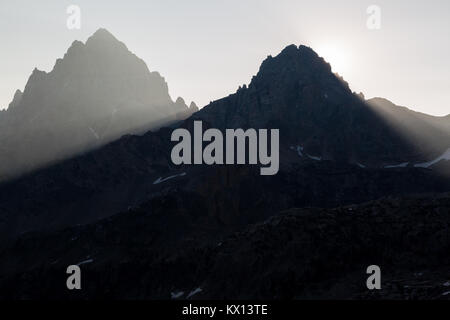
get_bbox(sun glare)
[315,45,350,76]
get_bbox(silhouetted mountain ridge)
[0,41,449,299]
[194,45,449,166]
[0,42,449,260]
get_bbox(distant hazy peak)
[0,27,197,180]
[58,28,128,61]
[189,101,199,110]
[86,28,127,49]
[367,97,413,113]
[68,39,84,50]
[366,97,450,122]
[175,97,186,105]
[89,28,118,41]
[13,89,23,99]
[44,28,155,82]
[368,97,395,105]
[22,68,47,93]
[6,89,23,110]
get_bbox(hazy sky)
[1,0,449,115]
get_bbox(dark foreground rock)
[1,193,449,300]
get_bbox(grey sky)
[1,0,449,115]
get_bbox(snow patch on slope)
[414,148,450,168]
[290,146,304,157]
[307,154,322,161]
[89,127,100,140]
[153,172,187,185]
[76,259,93,266]
[171,291,184,299]
[187,287,202,299]
[385,162,409,169]
[290,145,321,161]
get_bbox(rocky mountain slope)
[193,45,450,167]
[0,44,449,241]
[0,29,197,181]
[1,193,450,300]
[1,145,449,242]
[0,42,449,300]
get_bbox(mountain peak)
[6,89,23,110]
[189,101,199,111]
[84,28,127,52]
[58,30,126,68]
[274,44,321,61]
[298,44,319,55]
[0,29,197,179]
[249,44,337,93]
[175,97,186,105]
[52,29,137,76]
[89,28,118,42]
[64,40,85,57]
